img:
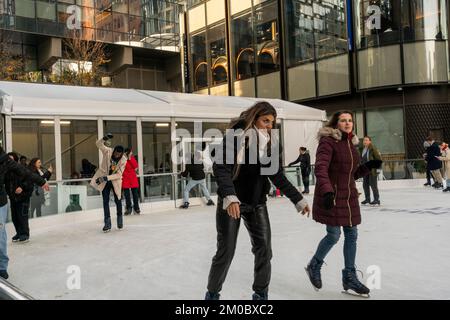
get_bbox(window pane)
[231,12,255,80]
[285,0,314,66]
[255,1,279,75]
[401,0,447,41]
[190,31,207,90]
[355,0,402,48]
[12,119,56,180]
[208,23,227,86]
[142,122,171,174]
[103,120,137,154]
[61,120,98,180]
[15,0,36,18]
[36,0,57,21]
[366,108,405,155]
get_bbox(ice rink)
[5,182,450,300]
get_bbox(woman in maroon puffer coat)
[122,148,141,215]
[305,111,382,297]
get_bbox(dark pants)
[11,200,30,237]
[301,168,310,192]
[363,174,379,202]
[102,181,122,220]
[426,169,433,184]
[124,188,140,211]
[29,200,42,218]
[207,200,272,295]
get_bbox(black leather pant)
[207,199,272,295]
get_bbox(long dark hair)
[229,101,277,131]
[326,110,353,129]
[29,158,41,171]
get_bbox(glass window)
[401,0,447,42]
[15,0,36,18]
[255,1,279,75]
[12,119,56,180]
[36,0,57,21]
[142,122,171,174]
[103,120,137,154]
[61,120,98,180]
[112,0,128,14]
[190,31,207,91]
[81,6,95,28]
[0,115,4,149]
[355,0,402,48]
[208,23,227,86]
[314,0,347,59]
[366,108,405,155]
[231,12,256,80]
[112,12,129,33]
[285,0,315,66]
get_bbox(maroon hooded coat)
[312,127,370,227]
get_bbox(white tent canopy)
[0,81,326,121]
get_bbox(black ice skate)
[361,199,370,205]
[204,291,220,300]
[103,217,112,233]
[117,214,123,230]
[305,257,324,291]
[342,269,370,298]
[252,292,268,300]
[370,200,380,206]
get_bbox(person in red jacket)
[305,111,382,298]
[122,148,141,215]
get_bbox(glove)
[102,133,113,141]
[364,160,382,170]
[323,192,335,210]
[95,176,108,185]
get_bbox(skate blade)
[103,229,111,233]
[341,290,370,298]
[304,267,320,292]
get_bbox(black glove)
[95,176,108,185]
[364,160,383,170]
[102,133,114,141]
[323,192,335,210]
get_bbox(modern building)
[182,0,450,159]
[0,0,184,91]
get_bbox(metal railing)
[0,278,33,300]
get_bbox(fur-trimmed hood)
[317,127,359,146]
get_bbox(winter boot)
[117,214,123,230]
[103,217,112,233]
[305,257,324,290]
[342,268,370,297]
[252,292,268,300]
[205,291,220,300]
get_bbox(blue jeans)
[0,204,9,272]
[183,179,211,203]
[313,225,358,270]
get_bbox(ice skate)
[341,269,370,298]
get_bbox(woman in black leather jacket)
[205,102,310,300]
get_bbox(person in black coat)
[28,158,53,218]
[0,146,48,279]
[5,153,37,243]
[288,147,312,194]
[205,102,310,300]
[179,151,215,209]
[425,139,444,189]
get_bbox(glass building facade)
[183,0,450,159]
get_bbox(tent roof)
[0,81,326,121]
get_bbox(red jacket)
[122,156,139,189]
[312,127,370,227]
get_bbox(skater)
[28,158,52,218]
[90,134,127,232]
[437,142,450,192]
[288,147,311,194]
[305,111,382,298]
[205,102,310,300]
[360,136,382,206]
[5,153,40,243]
[122,147,141,215]
[423,138,434,186]
[0,146,48,279]
[425,138,443,189]
[179,150,215,209]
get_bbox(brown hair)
[326,110,353,129]
[229,101,277,131]
[364,136,372,141]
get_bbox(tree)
[0,31,25,81]
[57,30,111,86]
